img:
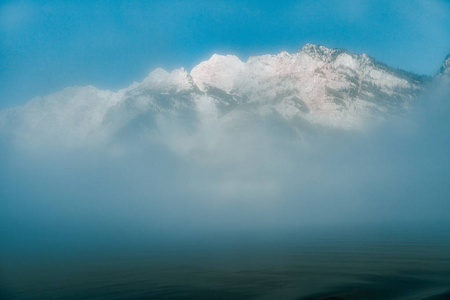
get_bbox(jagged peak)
[300,43,335,56]
[301,43,321,50]
[299,44,364,66]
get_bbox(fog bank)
[1,81,449,259]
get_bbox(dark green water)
[2,229,450,300]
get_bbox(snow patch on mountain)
[191,54,245,93]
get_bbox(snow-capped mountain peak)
[0,44,440,150]
[189,45,426,128]
[191,54,245,93]
[300,43,336,58]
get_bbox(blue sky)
[0,0,449,108]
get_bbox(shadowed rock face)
[438,54,450,76]
[437,54,450,85]
[0,45,444,150]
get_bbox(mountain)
[0,44,437,149]
[438,54,450,80]
[192,44,427,128]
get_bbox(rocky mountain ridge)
[0,44,446,150]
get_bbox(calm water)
[2,229,450,300]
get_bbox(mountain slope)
[437,54,450,81]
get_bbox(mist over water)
[1,81,450,299]
[1,0,450,298]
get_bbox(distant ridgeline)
[0,44,448,149]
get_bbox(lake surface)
[2,228,450,300]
